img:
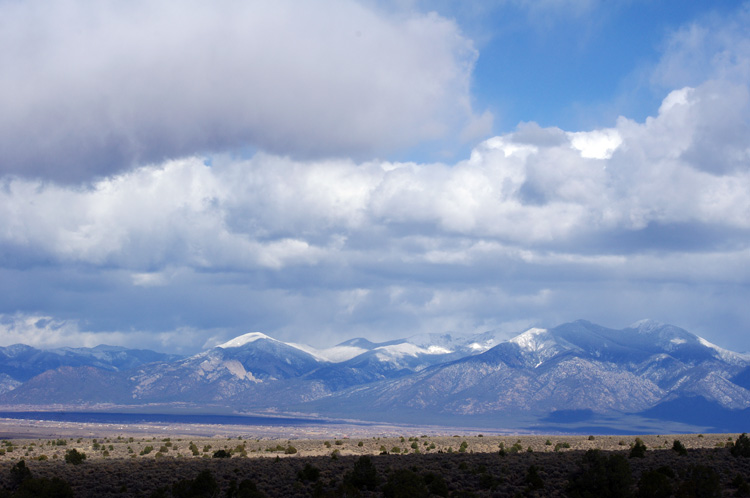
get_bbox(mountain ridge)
[0,319,748,433]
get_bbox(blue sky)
[1,0,749,354]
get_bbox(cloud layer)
[1,2,749,353]
[0,0,487,182]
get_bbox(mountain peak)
[216,332,275,349]
[509,328,550,352]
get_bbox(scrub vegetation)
[0,433,747,496]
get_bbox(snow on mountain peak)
[288,343,366,363]
[509,328,550,352]
[216,332,274,349]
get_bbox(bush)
[297,463,320,483]
[637,469,672,498]
[567,449,633,498]
[140,445,154,455]
[525,464,544,491]
[672,440,687,456]
[676,465,720,498]
[424,472,449,497]
[226,478,266,498]
[64,449,86,465]
[14,477,74,498]
[629,438,647,458]
[9,459,33,489]
[212,449,231,458]
[382,469,428,498]
[284,445,297,454]
[344,455,380,491]
[172,469,219,498]
[731,433,750,457]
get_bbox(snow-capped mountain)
[1,320,748,432]
[300,320,750,428]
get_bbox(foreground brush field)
[0,430,748,497]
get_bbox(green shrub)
[140,445,154,455]
[672,439,687,456]
[424,472,449,497]
[14,477,74,498]
[566,449,632,498]
[297,463,320,483]
[172,469,219,498]
[382,469,428,498]
[284,445,297,454]
[731,433,750,457]
[212,449,231,458]
[344,455,379,491]
[525,464,544,491]
[676,465,720,498]
[10,459,32,489]
[629,438,647,458]
[63,449,86,465]
[637,469,672,498]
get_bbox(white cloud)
[0,0,487,181]
[1,1,750,353]
[0,313,205,353]
[1,73,749,273]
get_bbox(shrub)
[731,433,750,457]
[525,464,544,491]
[732,474,750,497]
[284,445,297,454]
[424,472,449,497]
[64,449,86,465]
[382,469,428,498]
[14,477,74,498]
[212,449,231,458]
[297,463,320,482]
[637,469,672,498]
[629,438,647,458]
[344,455,380,491]
[672,440,687,456]
[140,445,154,455]
[172,469,219,498]
[566,449,633,498]
[676,465,720,498]
[10,459,32,489]
[226,478,266,498]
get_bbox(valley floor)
[0,420,748,496]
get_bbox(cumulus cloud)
[1,1,750,352]
[0,0,486,182]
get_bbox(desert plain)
[0,417,747,497]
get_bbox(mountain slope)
[300,320,750,422]
[0,320,747,433]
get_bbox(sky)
[1,0,749,354]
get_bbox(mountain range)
[1,320,749,434]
